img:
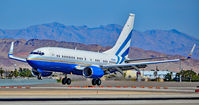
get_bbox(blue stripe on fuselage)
[27,59,82,75]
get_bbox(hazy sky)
[0,0,198,39]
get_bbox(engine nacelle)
[32,69,52,77]
[83,66,104,78]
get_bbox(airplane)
[8,13,196,86]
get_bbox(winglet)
[187,44,196,59]
[8,42,27,62]
[8,42,14,56]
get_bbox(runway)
[0,81,199,105]
[0,88,199,105]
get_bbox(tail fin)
[104,13,135,59]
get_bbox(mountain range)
[0,39,198,72]
[0,22,198,59]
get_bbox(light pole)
[179,60,182,82]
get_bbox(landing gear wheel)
[96,79,101,86]
[62,77,72,85]
[92,79,97,85]
[62,77,67,85]
[66,78,71,85]
[37,74,42,80]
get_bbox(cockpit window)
[30,51,44,55]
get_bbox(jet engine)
[83,66,104,78]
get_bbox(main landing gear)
[92,78,101,86]
[37,74,42,80]
[62,74,71,85]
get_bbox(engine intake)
[83,66,104,78]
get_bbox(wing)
[124,57,168,63]
[8,42,27,62]
[102,44,196,73]
[103,59,180,68]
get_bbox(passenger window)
[77,57,83,60]
[109,61,116,64]
[103,60,108,63]
[95,59,100,62]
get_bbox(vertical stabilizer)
[103,13,135,63]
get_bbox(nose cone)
[26,54,40,68]
[27,54,37,61]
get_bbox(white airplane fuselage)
[27,47,120,75]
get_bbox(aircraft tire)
[92,79,97,85]
[96,79,101,86]
[62,77,67,85]
[66,78,71,85]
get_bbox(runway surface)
[0,81,199,105]
[30,80,199,87]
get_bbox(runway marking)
[0,91,176,95]
[0,86,31,89]
[0,97,199,101]
[0,88,185,96]
[1,85,172,89]
[0,86,197,93]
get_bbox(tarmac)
[0,80,199,105]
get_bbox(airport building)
[124,70,177,80]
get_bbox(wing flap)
[103,59,180,68]
[125,57,168,63]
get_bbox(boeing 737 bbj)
[8,13,196,86]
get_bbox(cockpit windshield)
[30,51,44,55]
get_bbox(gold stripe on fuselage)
[27,58,92,66]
